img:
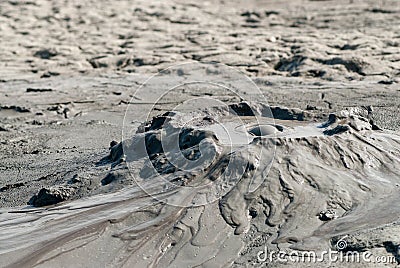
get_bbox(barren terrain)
[0,0,400,267]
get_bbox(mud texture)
[0,0,400,267]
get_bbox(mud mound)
[105,102,400,262]
[28,186,75,207]
[1,102,400,267]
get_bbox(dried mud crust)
[0,0,399,82]
[0,0,399,266]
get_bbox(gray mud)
[1,102,400,267]
[1,0,400,267]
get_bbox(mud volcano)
[1,102,400,267]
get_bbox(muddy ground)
[0,0,399,267]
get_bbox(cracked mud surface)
[0,0,400,267]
